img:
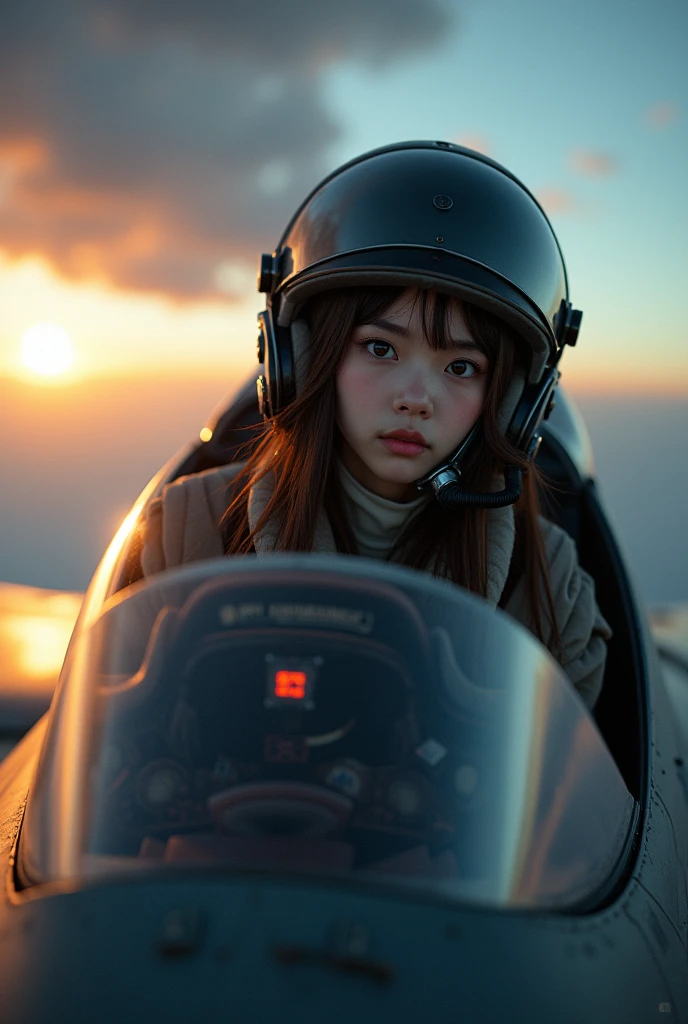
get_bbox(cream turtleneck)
[338,459,431,560]
[247,459,515,605]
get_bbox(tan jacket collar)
[247,467,515,606]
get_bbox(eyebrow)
[359,318,482,351]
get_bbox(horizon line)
[2,370,687,400]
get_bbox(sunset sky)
[0,0,686,392]
[0,0,686,607]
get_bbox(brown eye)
[366,340,396,359]
[447,359,476,378]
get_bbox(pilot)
[141,141,611,710]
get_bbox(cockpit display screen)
[274,670,307,700]
[263,654,320,709]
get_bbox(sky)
[0,0,686,390]
[0,0,686,606]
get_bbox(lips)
[381,429,429,447]
[380,429,430,456]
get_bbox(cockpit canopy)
[21,556,634,910]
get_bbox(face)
[336,291,490,502]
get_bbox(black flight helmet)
[256,140,582,508]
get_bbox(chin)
[378,465,428,487]
[376,460,419,479]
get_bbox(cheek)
[336,361,379,421]
[446,383,487,436]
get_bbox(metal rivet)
[433,195,453,211]
[156,908,205,957]
[435,236,444,243]
[331,922,371,958]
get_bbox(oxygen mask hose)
[434,465,523,509]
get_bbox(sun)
[20,323,75,377]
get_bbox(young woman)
[141,141,610,710]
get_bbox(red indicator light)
[274,670,307,700]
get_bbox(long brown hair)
[222,286,559,645]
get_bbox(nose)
[393,376,433,418]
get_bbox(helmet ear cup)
[256,308,295,418]
[506,367,560,457]
[290,319,311,396]
[496,368,526,438]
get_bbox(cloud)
[534,189,577,216]
[644,102,679,129]
[94,0,451,69]
[453,133,492,156]
[568,149,618,177]
[0,0,453,300]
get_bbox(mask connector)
[434,465,523,509]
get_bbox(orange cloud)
[1,177,192,296]
[0,0,454,302]
[535,189,576,215]
[0,137,51,175]
[568,150,618,176]
[1,159,260,300]
[454,133,492,156]
[644,102,679,128]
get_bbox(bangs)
[346,286,472,353]
[346,286,508,360]
[303,284,524,390]
[409,289,481,354]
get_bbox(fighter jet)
[0,385,686,1024]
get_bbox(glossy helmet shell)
[257,140,580,420]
